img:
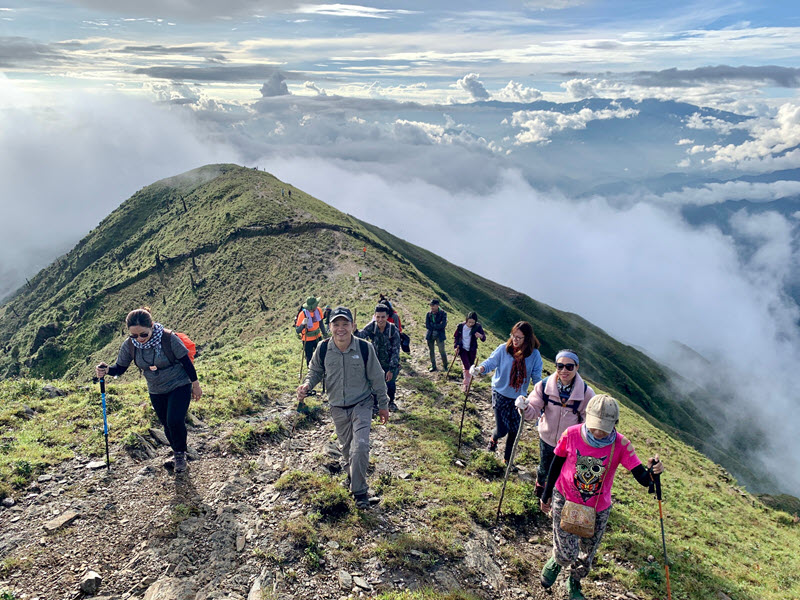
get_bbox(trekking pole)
[94,377,110,470]
[495,408,525,525]
[650,463,672,600]
[455,377,473,455]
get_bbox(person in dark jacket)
[425,299,448,371]
[95,308,201,473]
[454,311,486,392]
[356,304,401,412]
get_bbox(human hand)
[648,455,664,475]
[378,409,389,425]
[95,363,109,379]
[297,383,310,402]
[540,498,551,514]
[385,370,393,382]
[469,365,483,377]
[515,395,528,410]
[191,380,202,400]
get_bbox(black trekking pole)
[455,377,474,456]
[94,377,110,470]
[650,463,672,600]
[495,408,525,525]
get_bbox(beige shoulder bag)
[560,439,615,538]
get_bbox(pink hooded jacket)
[522,373,595,447]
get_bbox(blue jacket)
[480,343,542,399]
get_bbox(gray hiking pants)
[330,396,373,496]
[427,338,448,370]
[551,490,611,582]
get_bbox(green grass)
[1,164,799,599]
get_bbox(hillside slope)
[0,164,768,491]
[0,164,798,599]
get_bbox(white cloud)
[493,80,543,103]
[260,72,290,97]
[456,73,489,101]
[656,180,800,206]
[510,105,639,144]
[294,4,417,19]
[303,81,327,96]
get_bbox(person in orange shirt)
[295,296,328,366]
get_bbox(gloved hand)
[302,318,309,327]
[469,365,483,377]
[515,395,528,410]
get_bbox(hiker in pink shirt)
[537,394,664,600]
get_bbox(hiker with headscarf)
[295,296,327,365]
[454,311,486,392]
[470,321,542,464]
[537,394,664,600]
[95,308,201,473]
[516,349,594,498]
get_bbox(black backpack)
[539,374,588,422]
[318,338,370,374]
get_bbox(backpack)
[539,374,587,422]
[126,329,197,372]
[318,338,370,374]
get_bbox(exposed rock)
[142,576,196,600]
[126,433,158,461]
[149,428,170,446]
[247,577,262,600]
[337,570,352,590]
[352,576,371,590]
[87,460,108,470]
[80,570,103,594]
[42,384,68,398]
[37,474,53,483]
[44,510,80,531]
[1,497,15,508]
[463,530,506,591]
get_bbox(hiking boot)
[354,492,370,510]
[174,452,187,473]
[428,366,438,372]
[540,556,561,589]
[566,576,585,600]
[388,400,399,412]
[486,438,498,452]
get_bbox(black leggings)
[149,384,191,452]
[303,338,320,366]
[491,390,521,463]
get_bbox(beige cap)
[585,394,619,433]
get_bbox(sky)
[2,0,800,494]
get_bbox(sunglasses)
[129,332,151,339]
[556,363,576,371]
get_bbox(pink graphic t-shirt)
[554,425,641,513]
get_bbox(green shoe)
[566,576,585,600]
[540,556,561,589]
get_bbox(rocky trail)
[0,328,647,600]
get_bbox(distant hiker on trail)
[536,394,664,600]
[454,311,486,392]
[358,271,362,282]
[323,305,332,329]
[378,294,402,332]
[297,307,389,510]
[425,299,448,371]
[95,308,200,474]
[517,349,594,499]
[295,296,327,366]
[356,304,401,413]
[470,321,542,464]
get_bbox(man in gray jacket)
[297,306,389,509]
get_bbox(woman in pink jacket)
[515,349,594,498]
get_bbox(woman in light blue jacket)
[471,321,542,464]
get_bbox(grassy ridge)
[1,163,798,598]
